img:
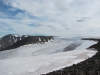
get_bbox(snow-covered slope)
[0,39,98,75]
[0,40,71,59]
[75,40,97,50]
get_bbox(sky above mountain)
[0,0,100,37]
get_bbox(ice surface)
[9,36,11,42]
[39,38,41,41]
[14,34,19,37]
[0,40,71,59]
[87,50,97,57]
[75,40,97,50]
[25,36,28,37]
[0,39,98,75]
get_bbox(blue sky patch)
[0,1,25,19]
[0,0,99,37]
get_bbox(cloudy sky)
[0,0,100,37]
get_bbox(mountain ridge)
[0,34,54,51]
[0,34,27,50]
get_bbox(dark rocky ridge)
[0,34,27,50]
[0,35,53,51]
[82,38,100,41]
[43,38,100,75]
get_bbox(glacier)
[0,38,97,75]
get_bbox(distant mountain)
[0,34,54,51]
[0,34,28,50]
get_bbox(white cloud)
[1,0,100,37]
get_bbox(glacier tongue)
[0,39,98,75]
[0,39,72,59]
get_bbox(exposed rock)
[0,45,2,50]
[0,34,27,51]
[1,35,53,51]
[82,38,100,41]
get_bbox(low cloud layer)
[0,0,100,37]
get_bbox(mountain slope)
[0,35,53,51]
[0,34,28,50]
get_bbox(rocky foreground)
[43,38,100,75]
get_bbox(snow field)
[0,39,98,75]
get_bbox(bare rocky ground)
[43,38,100,75]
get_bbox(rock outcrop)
[0,34,27,51]
[0,34,53,51]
